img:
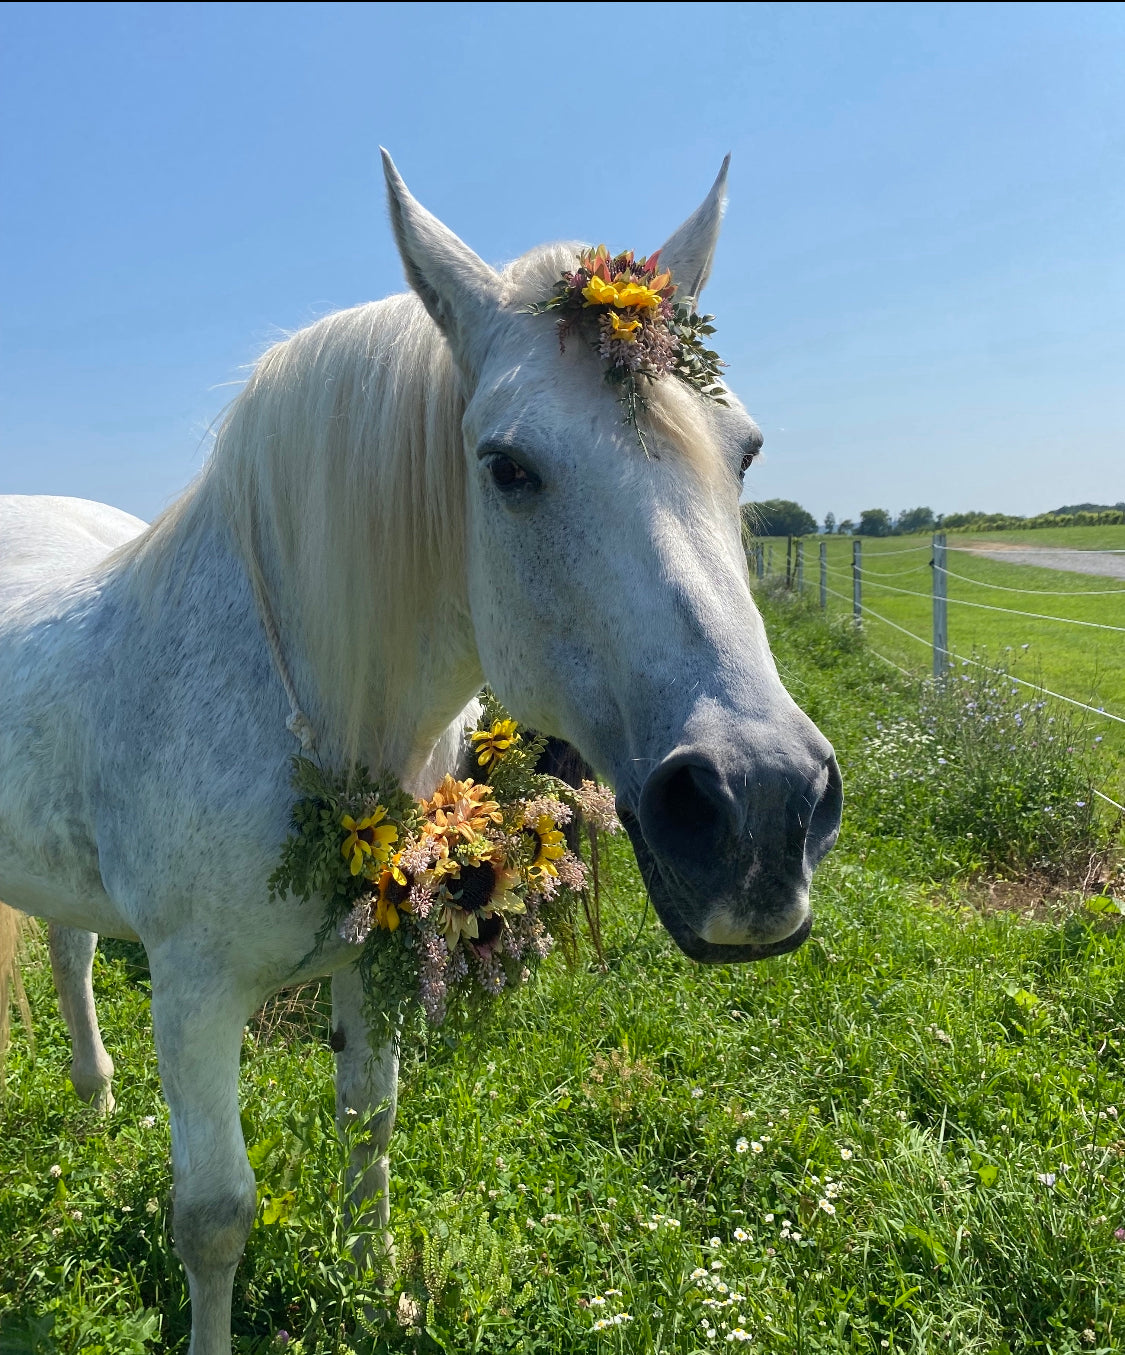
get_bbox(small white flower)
[593,1317,609,1331]
[590,1296,606,1307]
[733,1227,749,1241]
[140,1115,157,1129]
[691,1087,704,1098]
[70,1210,82,1221]
[604,1288,622,1297]
[840,1148,854,1160]
[819,1199,836,1215]
[48,1164,62,1179]
[710,1236,722,1248]
[735,1137,749,1154]
[751,1141,764,1154]
[690,1267,708,1280]
[612,1313,633,1325]
[711,1260,722,1271]
[764,1212,775,1223]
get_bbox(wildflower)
[340,807,397,877]
[735,1137,749,1153]
[819,1199,836,1215]
[727,1330,753,1343]
[840,1147,853,1160]
[608,311,642,341]
[591,1296,606,1307]
[470,718,520,768]
[710,1237,722,1248]
[1114,1227,1125,1242]
[733,1227,749,1241]
[764,1213,775,1223]
[692,1087,704,1099]
[48,1164,62,1178]
[690,1267,709,1280]
[1037,1173,1057,1187]
[752,1141,764,1154]
[574,779,621,833]
[527,814,566,880]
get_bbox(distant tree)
[838,519,855,535]
[856,508,893,537]
[895,506,935,535]
[743,498,818,538]
[823,512,836,535]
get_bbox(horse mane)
[118,242,722,763]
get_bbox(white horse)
[0,154,841,1353]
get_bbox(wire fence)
[754,531,1125,811]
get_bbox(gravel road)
[958,545,1125,581]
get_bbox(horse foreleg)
[331,962,398,1274]
[48,923,115,1113]
[149,953,257,1355]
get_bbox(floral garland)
[269,696,619,1041]
[528,245,727,441]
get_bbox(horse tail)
[0,902,33,1067]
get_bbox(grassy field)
[2,594,1125,1354]
[753,528,1125,780]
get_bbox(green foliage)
[743,498,819,538]
[857,507,894,537]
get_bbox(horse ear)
[380,149,503,369]
[657,155,730,307]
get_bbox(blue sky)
[1,2,1122,525]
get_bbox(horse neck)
[210,301,484,777]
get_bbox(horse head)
[381,152,842,964]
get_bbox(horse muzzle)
[617,746,842,964]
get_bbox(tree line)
[743,500,1125,539]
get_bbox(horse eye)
[487,453,533,491]
[740,448,758,478]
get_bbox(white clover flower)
[48,1164,62,1179]
[735,1137,749,1153]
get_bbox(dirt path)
[956,544,1125,581]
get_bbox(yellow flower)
[611,281,662,311]
[608,311,642,342]
[528,814,566,880]
[582,274,664,312]
[581,274,620,308]
[421,776,503,843]
[470,718,520,769]
[340,807,398,877]
[373,853,412,932]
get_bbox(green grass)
[753,529,1125,777]
[3,596,1125,1354]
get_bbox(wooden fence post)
[932,531,948,677]
[819,540,827,610]
[852,538,862,623]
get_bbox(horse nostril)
[805,755,843,867]
[640,755,740,859]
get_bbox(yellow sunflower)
[372,852,412,932]
[528,814,566,880]
[340,807,398,877]
[469,718,520,769]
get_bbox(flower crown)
[270,695,619,1041]
[529,245,727,443]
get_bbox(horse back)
[0,495,146,613]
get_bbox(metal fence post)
[852,539,862,623]
[932,531,948,677]
[796,539,804,595]
[819,540,827,610]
